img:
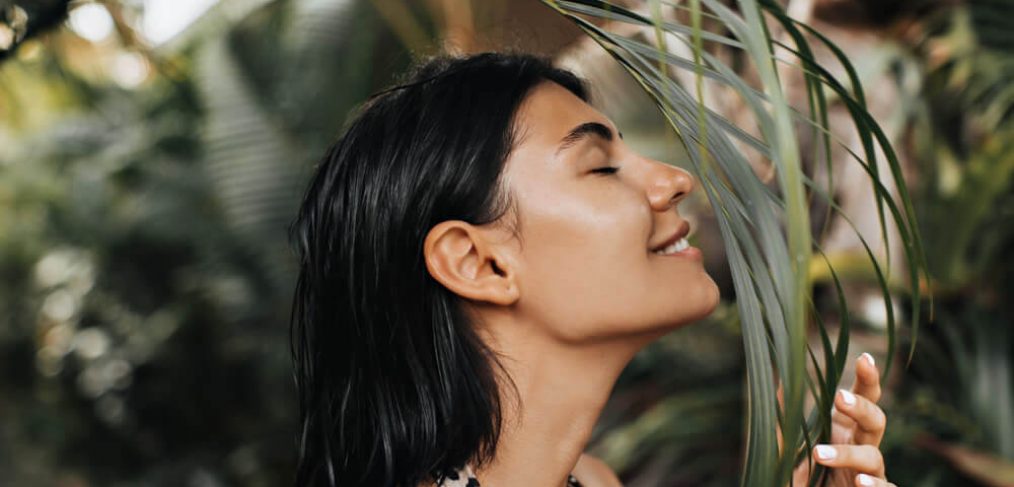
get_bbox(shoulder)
[572,453,624,487]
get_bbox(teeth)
[654,237,689,255]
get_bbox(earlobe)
[423,220,519,306]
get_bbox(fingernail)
[815,445,837,460]
[839,388,856,406]
[857,473,875,486]
[861,352,875,367]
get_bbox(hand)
[781,352,897,487]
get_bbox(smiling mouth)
[651,239,703,260]
[653,237,690,255]
[649,220,691,252]
[650,220,703,260]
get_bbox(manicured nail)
[861,352,875,367]
[857,473,875,486]
[839,389,856,406]
[815,445,837,460]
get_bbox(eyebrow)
[555,122,623,156]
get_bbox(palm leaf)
[191,0,391,295]
[540,1,929,485]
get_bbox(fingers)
[834,388,887,446]
[855,473,897,487]
[812,444,885,478]
[776,381,784,452]
[831,353,881,433]
[851,352,882,404]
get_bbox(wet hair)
[288,52,589,487]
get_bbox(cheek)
[514,186,654,337]
[509,171,720,340]
[513,191,721,340]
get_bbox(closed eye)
[591,166,619,175]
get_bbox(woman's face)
[496,80,720,344]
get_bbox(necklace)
[435,464,583,487]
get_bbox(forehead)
[513,81,615,147]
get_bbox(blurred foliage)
[1,0,1012,486]
[1,0,415,484]
[878,0,1014,484]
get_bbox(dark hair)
[288,52,589,487]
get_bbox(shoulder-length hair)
[288,52,588,487]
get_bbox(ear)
[423,220,519,306]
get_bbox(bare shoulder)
[573,453,624,487]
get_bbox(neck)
[471,314,653,487]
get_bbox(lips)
[650,220,691,252]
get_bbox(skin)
[423,81,893,487]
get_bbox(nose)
[647,161,695,212]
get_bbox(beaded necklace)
[434,464,583,487]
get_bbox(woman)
[289,52,895,487]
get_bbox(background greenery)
[0,0,1010,486]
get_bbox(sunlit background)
[1,0,1011,486]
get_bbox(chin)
[697,277,722,317]
[670,278,722,327]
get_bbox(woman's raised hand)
[784,352,897,487]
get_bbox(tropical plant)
[876,1,1014,484]
[539,1,929,486]
[10,0,1014,486]
[0,0,416,484]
